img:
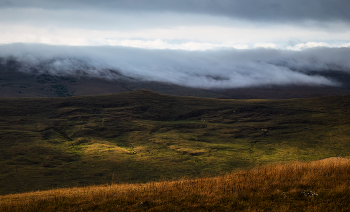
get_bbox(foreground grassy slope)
[1,158,349,211]
[1,90,350,195]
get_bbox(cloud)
[0,2,349,50]
[1,1,347,91]
[286,42,330,51]
[254,43,277,49]
[341,42,350,48]
[1,20,349,50]
[105,39,247,51]
[1,43,349,89]
[2,0,350,23]
[285,42,350,51]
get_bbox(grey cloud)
[1,43,349,89]
[0,7,221,31]
[0,1,13,7]
[1,0,349,23]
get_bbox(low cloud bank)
[1,43,349,89]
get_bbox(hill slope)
[1,158,349,211]
[0,65,228,99]
[1,90,350,195]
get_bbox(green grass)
[1,90,350,195]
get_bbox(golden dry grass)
[1,157,350,211]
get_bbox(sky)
[0,0,350,88]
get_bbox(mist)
[1,43,349,89]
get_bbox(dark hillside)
[1,60,350,99]
[0,63,226,99]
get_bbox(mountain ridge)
[2,59,350,99]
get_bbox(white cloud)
[1,44,349,89]
[285,42,350,51]
[341,42,350,48]
[106,39,239,51]
[0,7,350,51]
[253,43,277,49]
[285,42,330,51]
[1,22,349,51]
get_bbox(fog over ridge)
[1,43,349,89]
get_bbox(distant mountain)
[1,59,350,99]
[0,64,226,99]
[216,84,350,99]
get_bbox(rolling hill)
[1,90,350,195]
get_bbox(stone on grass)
[300,190,318,198]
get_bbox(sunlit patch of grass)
[81,140,131,156]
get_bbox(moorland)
[1,89,350,198]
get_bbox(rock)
[300,190,318,198]
[138,200,150,208]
